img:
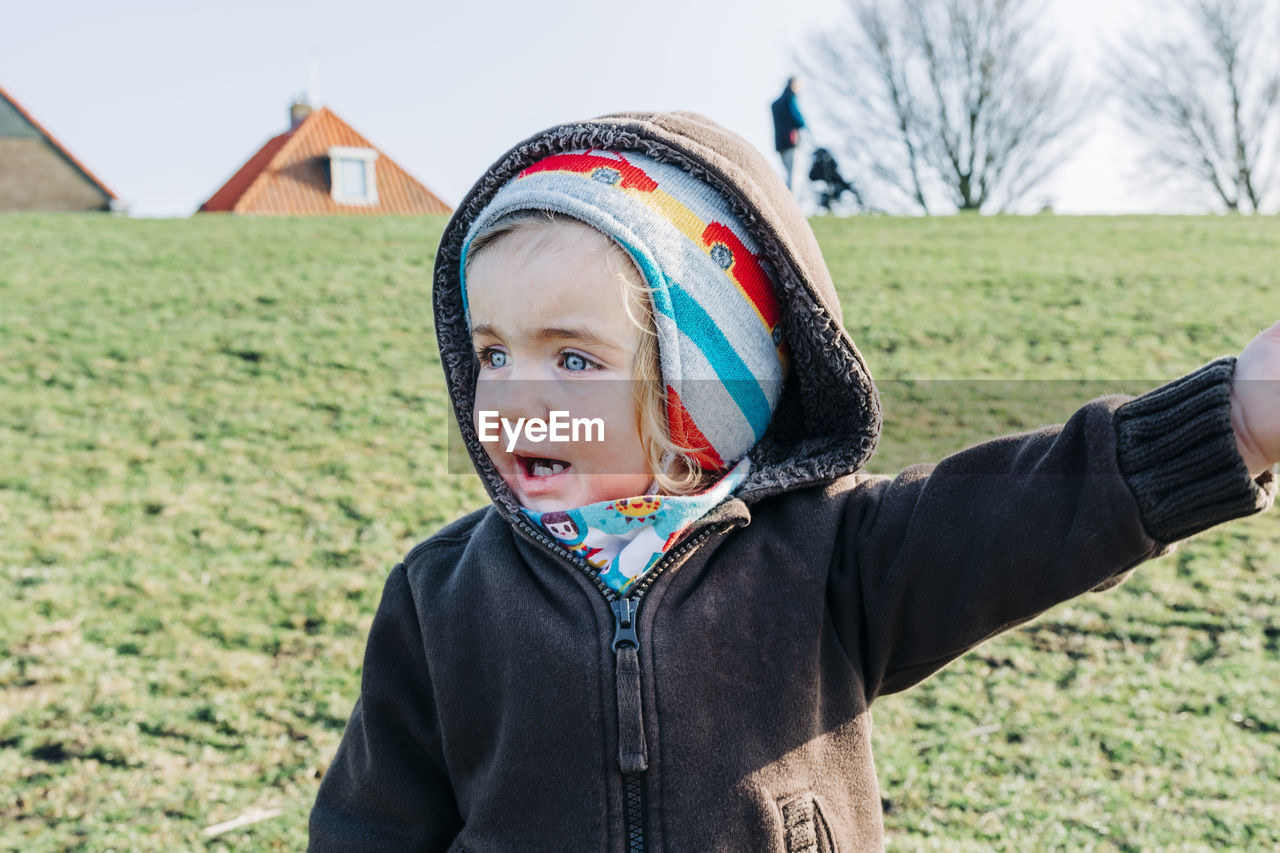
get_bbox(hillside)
[2,213,1277,850]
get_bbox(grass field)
[2,212,1278,851]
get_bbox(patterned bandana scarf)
[522,459,750,594]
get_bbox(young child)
[308,112,1279,852]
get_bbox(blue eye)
[489,350,509,368]
[563,352,594,371]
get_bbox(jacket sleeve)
[308,562,461,852]
[832,358,1275,701]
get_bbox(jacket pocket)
[776,793,837,853]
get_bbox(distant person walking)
[770,76,807,190]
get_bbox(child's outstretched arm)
[827,345,1276,701]
[1231,321,1280,478]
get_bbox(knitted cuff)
[1114,357,1275,543]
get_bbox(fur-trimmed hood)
[433,110,881,513]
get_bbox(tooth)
[550,463,565,474]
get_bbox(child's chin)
[511,476,647,513]
[500,461,655,511]
[521,494,575,513]
[522,487,613,514]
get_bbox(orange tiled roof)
[0,82,118,201]
[198,107,451,215]
[199,129,292,213]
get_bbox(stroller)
[808,147,863,213]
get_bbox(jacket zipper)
[516,516,738,853]
[612,597,647,852]
[607,523,732,853]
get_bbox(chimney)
[290,99,312,130]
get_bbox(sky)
[2,0,1161,218]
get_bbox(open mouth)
[517,455,572,478]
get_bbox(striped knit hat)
[460,149,786,473]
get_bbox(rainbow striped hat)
[460,149,786,473]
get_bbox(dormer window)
[328,146,378,205]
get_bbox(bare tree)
[801,0,1086,214]
[1111,0,1279,213]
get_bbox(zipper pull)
[611,598,640,651]
[611,597,648,774]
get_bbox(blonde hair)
[464,211,715,495]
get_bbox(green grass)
[1,212,1277,850]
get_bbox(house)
[199,102,451,215]
[0,83,118,212]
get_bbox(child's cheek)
[472,382,504,467]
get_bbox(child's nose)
[479,375,555,424]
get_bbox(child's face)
[466,221,654,512]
